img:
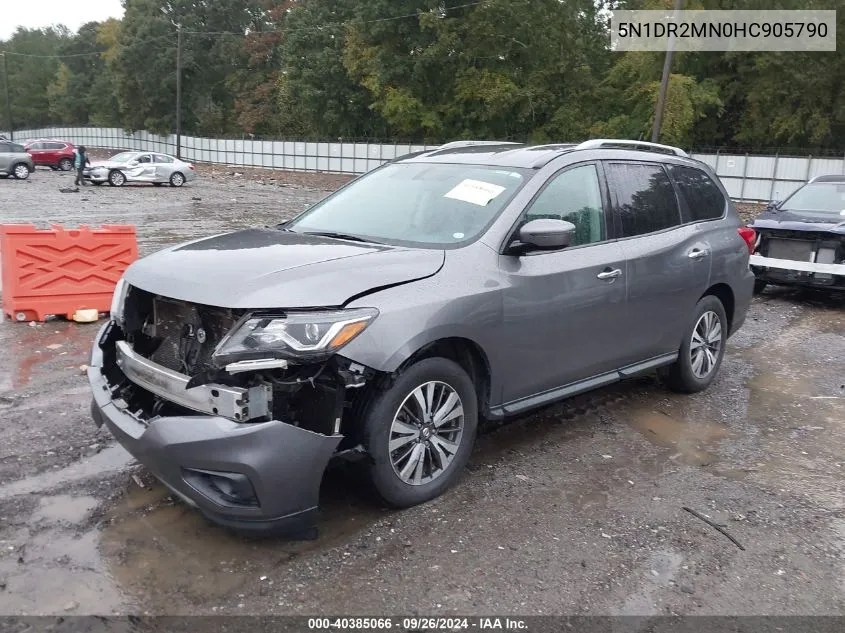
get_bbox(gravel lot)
[0,165,844,619]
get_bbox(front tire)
[58,158,73,171]
[660,295,728,394]
[753,279,768,294]
[108,170,126,187]
[12,163,30,180]
[361,357,478,508]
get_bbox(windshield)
[782,182,845,215]
[109,152,137,163]
[287,163,527,247]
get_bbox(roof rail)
[575,139,689,158]
[436,140,522,150]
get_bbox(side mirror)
[128,160,139,166]
[508,218,576,254]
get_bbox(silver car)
[0,140,34,180]
[85,151,197,187]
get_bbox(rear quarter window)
[605,162,682,237]
[669,165,726,222]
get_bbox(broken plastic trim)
[225,358,289,374]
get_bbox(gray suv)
[0,141,33,179]
[88,139,755,537]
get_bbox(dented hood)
[124,228,445,308]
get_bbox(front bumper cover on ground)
[88,323,343,537]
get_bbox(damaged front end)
[88,282,378,537]
[749,227,845,289]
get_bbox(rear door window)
[605,162,682,238]
[669,165,726,222]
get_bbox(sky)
[0,0,125,40]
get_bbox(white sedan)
[84,151,197,187]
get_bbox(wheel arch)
[700,283,735,334]
[394,336,494,420]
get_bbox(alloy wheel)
[690,310,723,379]
[389,381,465,486]
[13,164,29,179]
[110,170,126,186]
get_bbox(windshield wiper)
[302,231,377,244]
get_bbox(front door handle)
[597,268,623,280]
[688,248,709,259]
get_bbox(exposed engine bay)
[101,285,376,441]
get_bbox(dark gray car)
[748,174,845,292]
[88,139,755,537]
[0,141,33,180]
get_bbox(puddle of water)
[33,494,99,524]
[0,527,127,615]
[0,320,97,390]
[98,468,385,614]
[629,409,728,467]
[566,490,608,511]
[0,444,134,500]
[616,550,684,616]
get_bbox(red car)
[25,139,76,171]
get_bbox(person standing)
[74,145,90,186]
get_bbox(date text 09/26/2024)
[307,617,528,630]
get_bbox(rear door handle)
[688,248,709,259]
[597,268,623,280]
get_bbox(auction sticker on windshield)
[445,179,506,206]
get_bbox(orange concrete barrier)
[1,224,138,322]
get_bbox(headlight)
[110,277,129,324]
[213,308,378,363]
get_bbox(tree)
[1,27,69,128]
[280,0,385,138]
[341,0,611,142]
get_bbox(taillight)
[737,226,756,254]
[188,164,195,170]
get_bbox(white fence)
[4,126,841,202]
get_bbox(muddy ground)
[0,166,843,618]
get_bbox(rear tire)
[58,158,73,171]
[660,295,727,394]
[169,171,185,187]
[753,279,768,294]
[361,357,478,508]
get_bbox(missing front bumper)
[749,254,845,275]
[750,254,845,288]
[115,340,271,421]
[89,324,344,537]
